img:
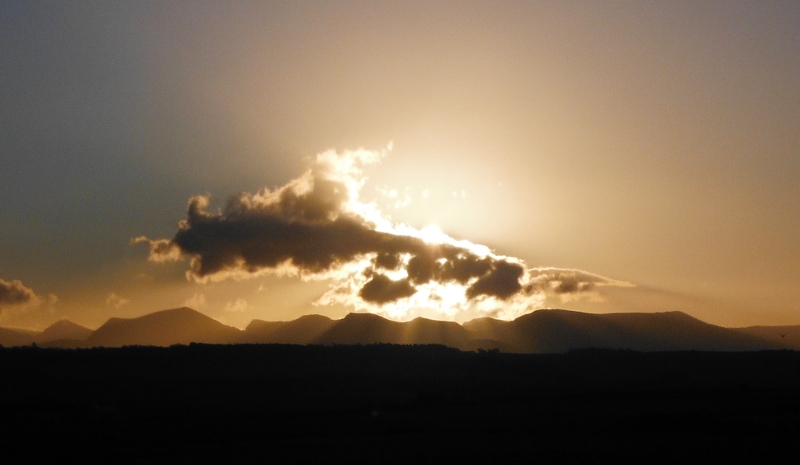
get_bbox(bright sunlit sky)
[2,1,799,330]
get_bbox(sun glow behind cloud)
[136,146,633,321]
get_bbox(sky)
[1,1,799,330]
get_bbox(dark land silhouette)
[4,307,800,351]
[2,344,799,462]
[4,308,799,461]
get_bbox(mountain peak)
[87,306,240,347]
[37,319,93,343]
[341,312,390,322]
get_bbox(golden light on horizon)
[2,2,799,331]
[130,147,637,324]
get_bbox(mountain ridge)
[86,306,241,347]
[1,308,797,352]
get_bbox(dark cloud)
[406,253,437,284]
[554,278,594,294]
[152,189,523,303]
[374,252,402,270]
[466,261,524,299]
[0,279,36,308]
[172,192,423,278]
[440,255,493,284]
[525,268,633,298]
[136,148,633,320]
[359,274,416,303]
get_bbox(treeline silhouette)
[2,344,800,463]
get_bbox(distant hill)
[243,314,336,344]
[85,307,241,347]
[315,312,406,345]
[733,325,800,350]
[36,320,93,344]
[0,326,37,347]
[404,317,478,350]
[0,308,794,352]
[314,313,477,350]
[494,310,778,352]
[259,310,783,352]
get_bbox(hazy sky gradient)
[2,1,798,329]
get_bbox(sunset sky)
[2,1,798,330]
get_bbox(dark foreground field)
[2,344,800,463]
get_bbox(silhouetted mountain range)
[2,307,798,352]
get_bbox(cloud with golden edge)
[135,147,634,321]
[131,236,182,262]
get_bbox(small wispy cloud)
[106,292,130,310]
[130,236,182,263]
[183,293,207,309]
[224,298,249,313]
[376,185,413,209]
